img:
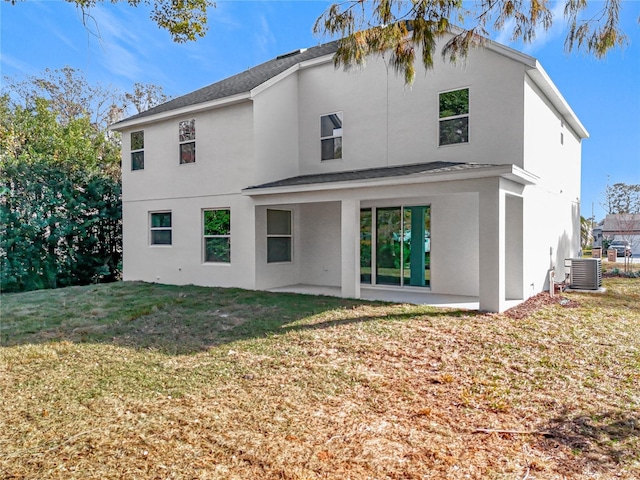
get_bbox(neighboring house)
[112,34,588,312]
[599,213,640,254]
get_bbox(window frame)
[179,119,196,164]
[203,208,231,264]
[438,88,470,147]
[131,130,144,171]
[149,211,172,246]
[320,111,343,161]
[266,209,293,264]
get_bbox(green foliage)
[0,94,122,293]
[203,209,230,236]
[1,159,122,293]
[439,88,468,118]
[315,0,630,84]
[204,210,230,262]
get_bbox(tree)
[6,0,213,43]
[4,67,171,133]
[314,0,631,84]
[1,67,173,292]
[601,182,640,214]
[124,82,172,115]
[0,95,122,292]
[3,66,121,131]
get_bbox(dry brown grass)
[1,278,639,479]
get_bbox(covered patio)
[244,161,538,312]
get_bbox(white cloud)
[254,14,277,54]
[81,5,169,85]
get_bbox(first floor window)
[321,112,343,160]
[267,209,292,263]
[203,209,231,263]
[131,130,144,170]
[179,119,196,164]
[439,88,469,146]
[150,212,172,245]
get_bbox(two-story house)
[112,35,588,312]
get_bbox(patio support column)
[341,198,361,299]
[479,178,506,312]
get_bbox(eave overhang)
[110,92,252,131]
[242,163,538,197]
[526,62,589,139]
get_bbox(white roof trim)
[250,53,336,98]
[110,92,251,131]
[243,164,538,196]
[526,61,589,139]
[250,64,300,98]
[448,26,537,68]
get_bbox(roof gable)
[111,34,586,139]
[114,41,339,126]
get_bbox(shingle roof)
[244,161,499,191]
[118,41,340,124]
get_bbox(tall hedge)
[0,95,122,293]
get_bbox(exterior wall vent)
[569,258,602,290]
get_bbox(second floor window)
[179,119,196,164]
[321,112,343,160]
[439,88,469,146]
[131,130,144,170]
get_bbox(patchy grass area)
[1,279,638,479]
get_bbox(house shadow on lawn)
[2,281,480,355]
[536,408,639,470]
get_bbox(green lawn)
[1,279,639,479]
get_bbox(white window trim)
[266,209,293,264]
[149,211,172,247]
[320,111,343,161]
[203,208,231,264]
[438,87,470,147]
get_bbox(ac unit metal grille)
[570,258,602,290]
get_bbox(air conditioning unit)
[569,258,602,290]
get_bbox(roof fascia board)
[526,62,589,139]
[448,25,537,67]
[250,64,300,98]
[299,53,335,69]
[110,92,252,131]
[447,27,587,139]
[250,54,335,97]
[243,164,538,196]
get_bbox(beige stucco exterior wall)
[522,73,582,292]
[122,194,256,289]
[116,39,585,311]
[296,40,526,176]
[252,73,300,186]
[120,101,257,289]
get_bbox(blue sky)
[1,0,639,221]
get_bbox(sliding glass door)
[361,206,430,288]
